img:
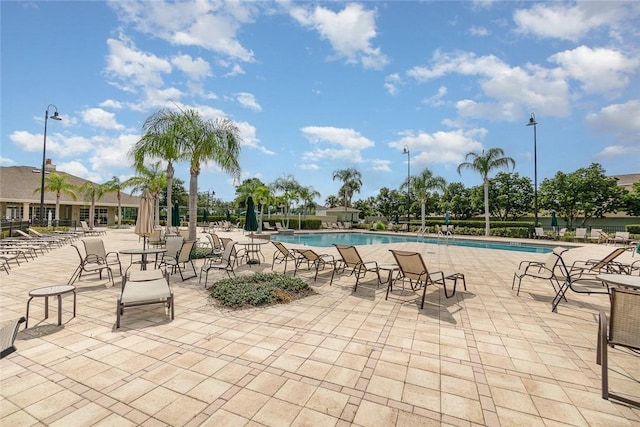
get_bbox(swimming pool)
[270,232,555,253]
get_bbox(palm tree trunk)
[55,192,61,226]
[484,177,490,236]
[421,196,426,231]
[166,162,174,234]
[188,171,198,241]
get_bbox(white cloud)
[299,163,319,170]
[388,128,486,166]
[301,126,374,150]
[422,86,448,106]
[548,46,639,95]
[235,92,262,112]
[171,54,211,80]
[289,3,389,69]
[225,64,246,77]
[57,160,101,182]
[235,121,274,155]
[586,99,640,144]
[371,159,391,172]
[109,0,256,62]
[81,108,125,130]
[99,99,123,109]
[384,73,403,95]
[513,2,639,42]
[469,26,489,36]
[407,50,571,118]
[105,37,172,89]
[0,157,16,166]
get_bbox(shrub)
[209,272,315,308]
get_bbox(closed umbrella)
[202,208,208,224]
[244,196,259,237]
[550,211,558,228]
[445,211,450,225]
[134,188,154,249]
[244,196,260,264]
[172,204,180,227]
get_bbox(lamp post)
[403,146,410,232]
[208,188,215,214]
[526,112,538,227]
[40,104,62,226]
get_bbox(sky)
[2,0,639,205]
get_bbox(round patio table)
[26,285,76,328]
[597,274,640,291]
[119,248,166,272]
[237,240,268,265]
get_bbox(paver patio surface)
[1,227,639,426]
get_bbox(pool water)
[270,232,555,253]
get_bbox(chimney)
[45,159,56,171]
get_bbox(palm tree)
[332,168,362,212]
[34,172,77,225]
[298,185,321,216]
[177,109,242,240]
[325,195,340,208]
[253,184,272,231]
[103,176,130,228]
[271,175,302,228]
[130,109,182,233]
[126,162,167,226]
[78,182,107,229]
[403,169,446,231]
[457,148,515,236]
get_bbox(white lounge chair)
[116,269,174,328]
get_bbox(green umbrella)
[244,196,259,235]
[550,211,558,228]
[202,208,208,224]
[226,210,232,222]
[172,204,180,227]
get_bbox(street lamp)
[403,146,410,232]
[208,188,215,214]
[40,104,62,226]
[526,112,538,227]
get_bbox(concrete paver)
[1,227,639,426]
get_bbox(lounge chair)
[512,247,569,296]
[83,238,122,276]
[388,250,465,308]
[575,228,587,242]
[80,220,105,236]
[333,244,381,290]
[0,317,26,358]
[611,231,631,246]
[200,242,238,288]
[158,239,197,280]
[534,227,549,239]
[0,257,10,274]
[569,247,630,277]
[597,287,640,406]
[551,255,612,312]
[68,243,115,286]
[293,249,338,282]
[587,228,603,243]
[271,241,301,274]
[263,222,276,231]
[116,269,174,328]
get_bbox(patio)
[1,228,639,426]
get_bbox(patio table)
[26,285,76,328]
[119,248,166,272]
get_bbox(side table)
[26,285,76,328]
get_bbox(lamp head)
[51,111,62,121]
[402,146,409,154]
[526,112,536,126]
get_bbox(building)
[0,160,141,226]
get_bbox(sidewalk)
[1,227,638,426]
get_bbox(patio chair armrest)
[428,270,445,284]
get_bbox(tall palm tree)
[34,172,77,225]
[271,175,302,228]
[253,184,272,230]
[298,185,321,216]
[457,148,515,236]
[103,176,129,228]
[332,168,362,212]
[177,109,242,240]
[78,182,107,229]
[125,162,167,226]
[403,168,446,231]
[130,109,182,232]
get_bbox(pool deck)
[1,227,639,426]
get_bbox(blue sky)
[2,1,639,204]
